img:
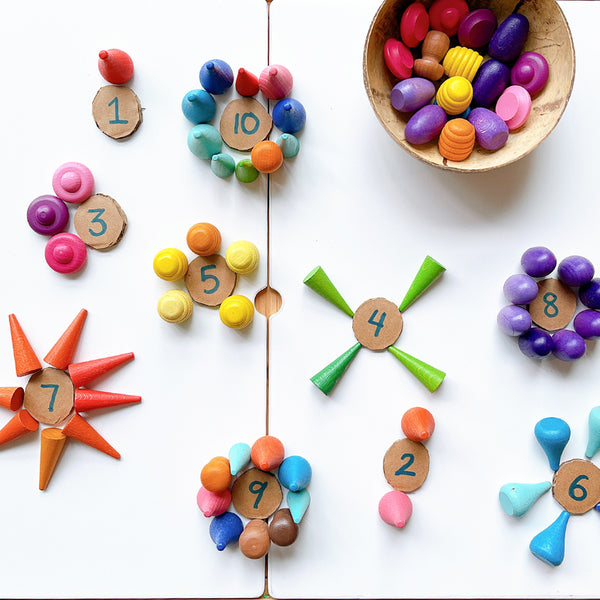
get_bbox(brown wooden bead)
[268,508,299,546]
[413,30,450,81]
[239,519,270,559]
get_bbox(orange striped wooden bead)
[438,118,475,161]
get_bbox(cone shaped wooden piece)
[9,314,41,376]
[529,511,570,567]
[310,342,361,395]
[68,352,134,388]
[39,428,67,490]
[0,409,38,447]
[0,387,24,411]
[534,417,570,471]
[303,266,354,317]
[499,481,552,517]
[74,388,141,412]
[585,406,600,459]
[44,309,87,369]
[387,346,445,392]
[62,413,120,458]
[398,256,446,312]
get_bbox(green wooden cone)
[304,266,354,317]
[311,342,362,395]
[387,346,445,392]
[398,256,446,312]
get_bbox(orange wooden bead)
[201,456,232,493]
[186,222,221,256]
[251,435,285,471]
[438,118,475,161]
[401,407,435,442]
[250,141,283,174]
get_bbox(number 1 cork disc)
[529,278,576,331]
[73,194,127,250]
[383,438,429,492]
[220,98,272,151]
[231,468,282,519]
[92,85,142,140]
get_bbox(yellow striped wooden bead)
[226,240,259,274]
[153,248,188,281]
[443,47,483,82]
[219,294,254,329]
[436,76,473,115]
[157,289,194,323]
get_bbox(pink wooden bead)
[45,233,87,274]
[400,2,429,48]
[52,162,94,204]
[496,85,531,130]
[258,65,293,100]
[196,486,232,517]
[383,38,413,80]
[378,490,413,528]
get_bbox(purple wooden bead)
[472,60,510,107]
[557,255,594,287]
[579,278,600,309]
[467,107,509,150]
[488,14,529,63]
[511,52,549,96]
[405,104,447,145]
[503,273,538,304]
[552,329,586,361]
[497,305,532,336]
[458,9,497,49]
[574,310,600,339]
[27,195,70,236]
[391,77,435,112]
[518,328,553,358]
[520,246,557,277]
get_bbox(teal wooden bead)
[585,406,600,459]
[534,417,571,471]
[235,159,259,183]
[278,455,312,492]
[228,442,251,476]
[499,481,551,517]
[211,153,235,178]
[529,511,570,567]
[209,511,244,551]
[276,133,300,158]
[187,124,222,159]
[287,488,310,523]
[182,89,216,124]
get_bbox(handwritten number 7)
[41,384,59,413]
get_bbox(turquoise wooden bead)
[534,417,570,471]
[182,89,216,124]
[276,133,300,158]
[228,442,251,476]
[235,159,259,183]
[187,124,222,159]
[211,153,235,178]
[529,511,570,567]
[209,512,243,551]
[585,406,600,459]
[499,481,551,517]
[287,488,310,523]
[278,455,312,492]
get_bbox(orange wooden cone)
[9,314,41,376]
[0,387,24,411]
[0,409,38,447]
[75,388,141,412]
[44,309,88,369]
[62,413,120,459]
[39,428,67,490]
[68,352,134,388]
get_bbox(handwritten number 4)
[368,309,386,337]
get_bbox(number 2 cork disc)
[231,468,282,519]
[383,438,429,492]
[73,194,127,250]
[529,278,576,331]
[220,98,272,151]
[92,85,142,140]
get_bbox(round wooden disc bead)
[251,141,283,174]
[352,298,403,350]
[400,2,429,48]
[186,222,221,256]
[529,278,577,331]
[383,438,430,492]
[383,38,413,80]
[231,467,282,519]
[157,290,194,323]
[45,233,87,274]
[552,459,600,515]
[153,248,188,282]
[225,240,259,274]
[73,194,127,250]
[219,295,254,329]
[52,162,94,204]
[24,367,74,425]
[27,195,69,235]
[219,98,272,152]
[92,85,142,140]
[185,254,237,306]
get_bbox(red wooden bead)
[400,2,430,48]
[235,68,259,97]
[428,0,469,37]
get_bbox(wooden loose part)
[383,438,430,492]
[74,194,127,250]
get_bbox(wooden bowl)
[363,0,575,172]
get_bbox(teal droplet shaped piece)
[585,406,600,459]
[278,455,312,492]
[499,481,552,517]
[211,153,235,178]
[228,442,251,476]
[529,511,570,566]
[276,133,300,158]
[303,266,354,317]
[209,512,243,551]
[187,124,222,159]
[310,342,361,395]
[287,488,310,524]
[534,417,571,471]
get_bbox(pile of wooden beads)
[497,247,600,361]
[379,407,435,528]
[183,59,305,182]
[154,222,259,328]
[197,436,311,557]
[27,162,127,274]
[92,48,142,140]
[385,0,549,162]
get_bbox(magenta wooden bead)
[52,162,94,204]
[472,60,510,107]
[521,246,556,277]
[458,9,497,48]
[405,104,447,145]
[579,279,600,309]
[511,52,549,96]
[27,195,69,236]
[497,305,532,336]
[258,65,293,100]
[45,233,87,274]
[390,77,435,112]
[489,13,529,63]
[400,2,429,48]
[196,486,232,517]
[557,256,595,287]
[384,38,413,80]
[428,0,469,37]
[468,107,509,150]
[552,330,586,361]
[496,85,531,130]
[503,273,538,304]
[574,310,600,340]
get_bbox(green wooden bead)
[235,159,259,183]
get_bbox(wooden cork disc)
[92,85,142,140]
[24,367,74,426]
[352,298,403,350]
[383,438,429,493]
[73,194,127,250]
[184,254,237,306]
[552,458,600,515]
[220,98,272,151]
[231,467,282,519]
[529,278,576,331]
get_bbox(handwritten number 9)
[249,480,268,509]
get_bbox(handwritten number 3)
[88,208,107,237]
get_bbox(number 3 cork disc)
[73,194,127,250]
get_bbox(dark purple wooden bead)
[467,107,509,150]
[579,278,600,309]
[458,9,497,49]
[520,246,557,277]
[405,104,447,145]
[497,305,532,336]
[511,52,549,96]
[557,255,594,287]
[552,330,586,361]
[573,310,600,339]
[27,195,70,236]
[503,273,538,304]
[391,77,435,112]
[472,60,510,107]
[518,328,553,358]
[488,14,529,63]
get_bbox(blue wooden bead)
[503,273,538,304]
[187,124,222,159]
[405,104,447,145]
[272,98,306,134]
[521,246,557,277]
[497,305,531,336]
[200,59,233,95]
[529,511,570,567]
[489,14,529,64]
[276,133,300,158]
[182,89,216,124]
[499,481,551,517]
[534,417,570,471]
[209,512,243,551]
[211,153,236,179]
[390,77,435,112]
[585,405,600,459]
[557,255,595,287]
[472,59,510,107]
[518,328,553,358]
[278,455,312,492]
[573,309,600,340]
[552,330,586,361]
[579,278,600,309]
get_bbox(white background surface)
[0,0,598,598]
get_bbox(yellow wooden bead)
[436,76,473,115]
[219,295,254,329]
[225,240,259,274]
[157,289,194,323]
[443,47,483,82]
[153,248,188,281]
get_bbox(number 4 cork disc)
[74,194,127,250]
